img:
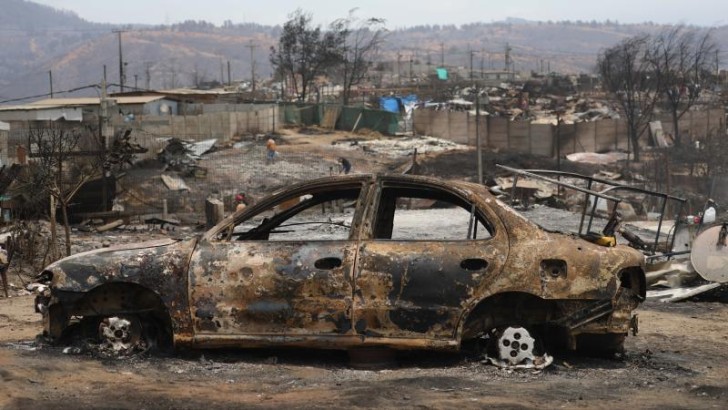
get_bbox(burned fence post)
[205,198,224,229]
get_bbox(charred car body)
[34,173,645,364]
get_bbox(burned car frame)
[500,166,689,262]
[34,172,646,364]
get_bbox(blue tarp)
[379,94,419,113]
[379,97,400,113]
[400,94,418,106]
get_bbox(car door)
[188,181,368,340]
[353,179,508,340]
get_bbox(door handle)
[460,258,488,271]
[315,257,343,270]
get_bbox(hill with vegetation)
[1,1,726,102]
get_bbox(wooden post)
[205,198,225,228]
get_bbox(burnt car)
[34,173,645,365]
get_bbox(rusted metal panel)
[41,238,197,340]
[354,239,505,339]
[188,241,356,337]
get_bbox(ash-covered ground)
[1,129,726,409]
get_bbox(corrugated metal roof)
[0,96,165,111]
[0,105,50,112]
[160,88,234,95]
[32,96,165,105]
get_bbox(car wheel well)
[460,292,557,341]
[619,266,646,300]
[71,283,174,350]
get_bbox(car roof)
[203,173,493,240]
[268,173,486,193]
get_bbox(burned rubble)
[0,125,726,409]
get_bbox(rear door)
[353,180,508,340]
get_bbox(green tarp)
[280,103,399,135]
[436,67,448,80]
[337,106,399,135]
[281,103,321,126]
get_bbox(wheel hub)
[485,326,553,369]
[98,316,144,355]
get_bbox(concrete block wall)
[113,105,279,161]
[413,108,725,157]
[487,118,509,150]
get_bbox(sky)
[32,0,728,28]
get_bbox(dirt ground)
[0,294,726,409]
[1,132,726,408]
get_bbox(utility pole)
[555,110,563,172]
[476,89,482,184]
[247,41,257,95]
[99,67,109,212]
[504,42,512,72]
[219,59,224,85]
[144,62,152,89]
[48,70,54,98]
[472,57,483,184]
[397,52,402,85]
[134,74,138,90]
[409,54,414,82]
[480,49,485,78]
[113,30,127,92]
[440,42,445,66]
[227,60,231,86]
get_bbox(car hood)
[44,237,198,293]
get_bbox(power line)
[0,27,114,32]
[0,84,99,104]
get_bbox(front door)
[189,182,367,339]
[191,240,357,336]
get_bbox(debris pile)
[105,129,148,169]
[157,138,216,176]
[418,83,621,124]
[334,136,468,157]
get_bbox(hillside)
[1,0,727,102]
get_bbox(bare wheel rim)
[98,316,145,355]
[485,326,553,369]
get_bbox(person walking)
[339,157,352,174]
[265,138,278,164]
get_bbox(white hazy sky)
[32,0,728,27]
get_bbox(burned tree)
[649,27,718,146]
[597,35,661,162]
[329,10,387,105]
[270,9,344,101]
[18,121,142,258]
[25,122,86,258]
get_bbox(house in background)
[0,96,178,126]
